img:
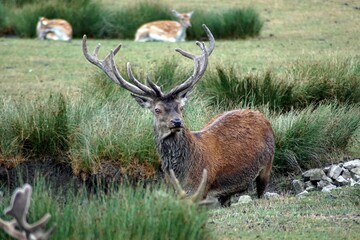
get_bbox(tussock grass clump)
[1,0,263,39]
[271,104,360,172]
[289,57,360,108]
[8,0,103,38]
[201,57,360,111]
[201,66,293,111]
[188,7,263,40]
[0,93,69,158]
[0,179,210,240]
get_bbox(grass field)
[1,0,360,239]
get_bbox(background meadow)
[0,0,359,239]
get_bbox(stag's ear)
[178,91,190,107]
[131,94,152,109]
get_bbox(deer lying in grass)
[135,10,193,42]
[82,24,275,206]
[36,17,73,41]
[0,184,56,240]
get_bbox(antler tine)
[126,63,161,97]
[166,24,215,97]
[169,169,214,206]
[189,169,208,203]
[169,169,187,199]
[0,184,56,240]
[82,35,152,97]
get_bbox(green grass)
[1,0,263,39]
[211,186,360,239]
[0,179,211,240]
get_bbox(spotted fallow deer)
[135,10,193,42]
[36,17,73,41]
[82,25,275,206]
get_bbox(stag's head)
[82,24,214,139]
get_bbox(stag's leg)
[256,161,273,198]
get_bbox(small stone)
[328,165,343,179]
[304,181,315,189]
[343,159,360,170]
[302,168,326,181]
[322,175,333,183]
[292,180,304,194]
[317,180,330,189]
[323,166,331,174]
[237,195,252,204]
[334,176,349,186]
[296,190,309,197]
[349,178,360,187]
[321,184,337,192]
[341,169,352,180]
[353,174,360,181]
[350,167,360,176]
[264,192,280,200]
[305,186,316,192]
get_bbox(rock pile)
[292,159,360,196]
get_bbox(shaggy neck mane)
[156,129,196,181]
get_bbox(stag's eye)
[154,108,161,114]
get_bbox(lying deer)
[82,25,275,206]
[135,10,193,42]
[36,17,73,41]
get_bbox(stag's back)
[192,109,275,198]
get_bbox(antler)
[82,35,159,98]
[169,169,216,206]
[0,184,56,240]
[82,24,215,99]
[166,24,215,97]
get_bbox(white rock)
[334,175,349,186]
[343,159,360,170]
[341,169,352,180]
[328,165,343,179]
[297,190,309,197]
[292,180,304,194]
[302,168,326,181]
[350,167,360,176]
[237,195,252,204]
[321,184,337,192]
[264,192,280,200]
[305,186,316,192]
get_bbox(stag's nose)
[171,118,182,128]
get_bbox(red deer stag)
[135,10,193,42]
[82,24,275,206]
[36,17,72,42]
